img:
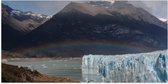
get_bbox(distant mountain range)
[2,4,51,33]
[2,1,167,57]
[2,3,51,49]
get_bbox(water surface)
[7,59,82,81]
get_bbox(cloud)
[128,0,167,19]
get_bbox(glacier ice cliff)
[82,50,168,82]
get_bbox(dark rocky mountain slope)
[24,1,167,50]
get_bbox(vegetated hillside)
[2,63,78,82]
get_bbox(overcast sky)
[2,0,167,19]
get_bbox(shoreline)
[2,63,79,82]
[2,57,82,62]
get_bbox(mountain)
[2,4,51,49]
[2,3,51,34]
[2,5,23,49]
[2,21,23,49]
[24,1,167,49]
[88,1,167,29]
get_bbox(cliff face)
[82,50,168,82]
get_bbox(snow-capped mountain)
[11,10,51,23]
[82,50,168,82]
[2,3,51,50]
[23,1,167,50]
[2,3,51,33]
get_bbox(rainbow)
[20,40,155,56]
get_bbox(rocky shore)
[2,63,79,82]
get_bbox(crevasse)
[82,50,168,82]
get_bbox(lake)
[7,59,82,81]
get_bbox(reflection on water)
[7,59,82,81]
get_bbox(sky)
[2,1,70,16]
[129,0,167,19]
[2,0,167,19]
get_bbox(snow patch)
[102,0,115,4]
[159,18,167,22]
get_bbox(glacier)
[82,50,168,82]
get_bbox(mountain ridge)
[2,1,167,57]
[23,1,167,50]
[2,3,51,33]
